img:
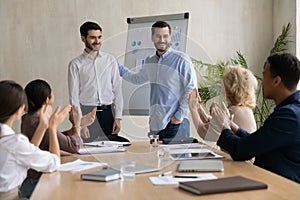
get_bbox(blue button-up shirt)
[217,91,300,183]
[119,48,196,131]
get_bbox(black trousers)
[80,105,114,142]
[81,105,129,142]
[96,108,114,137]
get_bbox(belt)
[97,104,111,111]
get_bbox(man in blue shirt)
[215,53,300,183]
[119,21,196,140]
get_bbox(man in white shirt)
[68,21,125,142]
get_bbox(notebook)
[81,167,120,182]
[177,160,224,172]
[179,176,268,195]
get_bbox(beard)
[85,41,100,51]
[154,42,170,52]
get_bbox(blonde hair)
[223,65,258,109]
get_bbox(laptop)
[177,160,224,172]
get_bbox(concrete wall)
[273,0,296,54]
[273,0,297,88]
[0,0,296,141]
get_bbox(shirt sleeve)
[14,134,60,172]
[68,60,82,117]
[111,59,123,119]
[55,130,83,153]
[118,62,149,85]
[174,56,195,121]
[217,107,299,161]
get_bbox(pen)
[174,175,198,178]
[159,171,173,176]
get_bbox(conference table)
[30,142,300,200]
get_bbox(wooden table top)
[30,142,300,200]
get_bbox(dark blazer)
[217,91,300,183]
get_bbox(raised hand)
[30,104,53,147]
[48,105,71,158]
[69,105,81,128]
[210,103,230,130]
[188,88,201,110]
[49,105,72,128]
[38,104,52,130]
[81,107,96,127]
[80,126,90,138]
[221,102,231,119]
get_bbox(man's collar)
[82,50,102,59]
[275,90,300,109]
[156,47,172,59]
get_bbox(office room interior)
[0,0,298,142]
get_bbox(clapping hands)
[38,104,53,130]
[81,107,96,127]
[49,105,72,128]
[210,102,232,130]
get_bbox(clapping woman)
[0,80,70,200]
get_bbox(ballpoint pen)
[174,175,198,178]
[158,171,173,177]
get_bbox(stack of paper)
[78,147,126,155]
[58,159,107,173]
[149,173,217,185]
[84,141,130,147]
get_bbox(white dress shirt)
[68,50,123,119]
[0,123,60,192]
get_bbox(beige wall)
[273,0,297,88]
[0,0,296,141]
[273,0,296,54]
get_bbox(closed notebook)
[177,160,224,172]
[81,167,120,182]
[179,176,267,195]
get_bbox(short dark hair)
[25,79,52,114]
[151,21,171,35]
[267,53,300,90]
[0,80,28,123]
[80,21,102,37]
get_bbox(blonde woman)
[189,65,258,141]
[223,65,258,133]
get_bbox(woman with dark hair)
[20,79,96,198]
[0,80,70,200]
[22,79,85,152]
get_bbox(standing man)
[214,53,300,183]
[68,21,125,142]
[119,21,197,140]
